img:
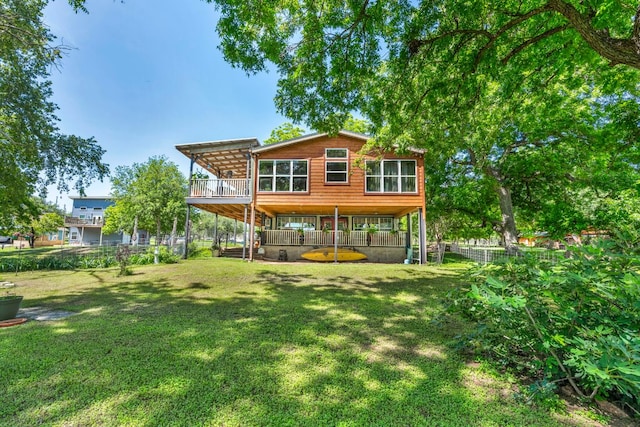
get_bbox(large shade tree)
[205,0,640,249]
[0,0,108,228]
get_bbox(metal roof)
[175,138,260,179]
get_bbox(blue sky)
[44,0,295,211]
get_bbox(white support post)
[334,206,338,263]
[242,205,248,261]
[418,208,427,264]
[214,213,219,245]
[249,203,256,262]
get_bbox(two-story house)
[64,196,148,246]
[176,131,427,263]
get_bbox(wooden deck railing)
[64,217,104,226]
[261,230,406,247]
[190,178,250,199]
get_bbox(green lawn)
[0,259,607,426]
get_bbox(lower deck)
[258,245,408,264]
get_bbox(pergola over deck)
[175,138,262,225]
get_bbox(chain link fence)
[449,243,563,265]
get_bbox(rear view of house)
[176,131,427,263]
[64,196,147,246]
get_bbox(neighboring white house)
[64,196,148,246]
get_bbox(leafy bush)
[0,245,178,273]
[116,245,132,276]
[189,245,213,259]
[158,246,180,264]
[449,238,640,413]
[128,246,179,266]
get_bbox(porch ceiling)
[256,204,419,218]
[191,203,263,226]
[176,138,260,179]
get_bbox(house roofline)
[252,130,370,154]
[69,196,112,200]
[251,130,425,155]
[175,137,260,155]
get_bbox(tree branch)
[523,306,589,399]
[408,1,640,70]
[501,23,570,64]
[547,0,640,68]
[408,29,491,57]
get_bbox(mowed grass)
[1,259,601,426]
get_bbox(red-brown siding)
[253,134,424,217]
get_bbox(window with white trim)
[365,160,417,193]
[325,148,348,183]
[352,217,394,231]
[258,160,308,192]
[276,216,317,230]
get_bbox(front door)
[320,216,348,232]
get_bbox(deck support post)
[249,203,256,262]
[246,152,255,261]
[406,213,412,250]
[334,206,339,263]
[214,213,218,245]
[418,208,427,264]
[183,153,197,259]
[242,205,248,260]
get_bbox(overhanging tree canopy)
[0,0,108,227]
[207,0,640,246]
[208,0,640,129]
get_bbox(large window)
[365,160,417,193]
[325,148,348,183]
[258,160,308,192]
[276,216,317,230]
[352,217,394,231]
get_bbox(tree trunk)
[132,216,138,246]
[496,183,519,254]
[482,161,520,254]
[170,217,178,248]
[154,220,161,264]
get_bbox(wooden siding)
[253,134,424,217]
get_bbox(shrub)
[158,246,179,264]
[188,242,211,258]
[0,245,179,273]
[128,246,179,266]
[189,245,213,259]
[116,245,132,276]
[449,238,640,413]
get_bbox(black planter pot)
[0,295,23,321]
